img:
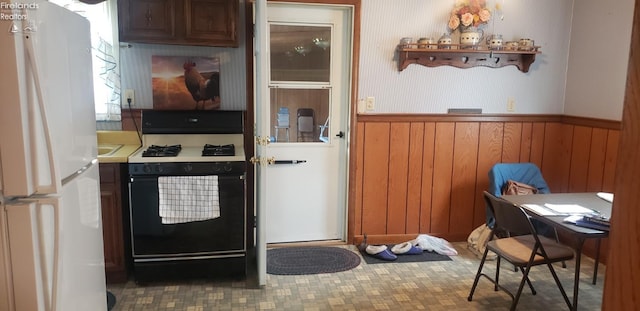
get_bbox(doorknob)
[336,131,345,138]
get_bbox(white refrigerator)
[0,1,107,310]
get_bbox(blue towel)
[486,163,551,233]
[488,163,550,197]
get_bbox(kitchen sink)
[98,144,123,156]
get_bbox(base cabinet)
[99,163,128,283]
[118,0,239,47]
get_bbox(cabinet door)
[119,0,177,42]
[184,0,238,46]
[99,164,127,283]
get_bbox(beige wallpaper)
[357,0,574,114]
[564,0,634,121]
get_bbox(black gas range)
[127,110,249,282]
[128,110,246,173]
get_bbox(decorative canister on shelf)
[505,41,519,51]
[460,27,483,48]
[399,37,413,48]
[438,33,452,49]
[487,34,503,50]
[518,38,535,51]
[418,37,436,49]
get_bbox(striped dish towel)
[158,175,220,224]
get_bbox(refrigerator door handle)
[35,198,60,311]
[23,33,60,194]
[5,198,60,311]
[60,159,98,186]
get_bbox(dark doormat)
[107,291,116,310]
[359,245,452,264]
[267,246,361,275]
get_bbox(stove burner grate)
[202,144,235,156]
[142,144,182,157]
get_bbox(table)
[502,192,610,311]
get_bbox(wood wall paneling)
[430,123,455,235]
[418,123,436,233]
[387,123,410,234]
[502,122,523,162]
[473,122,504,227]
[529,122,546,167]
[354,115,620,264]
[361,122,390,235]
[568,126,593,192]
[518,122,533,162]
[541,123,573,192]
[586,128,609,192]
[602,130,620,192]
[406,123,425,233]
[354,122,365,236]
[450,123,479,236]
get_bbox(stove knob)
[156,165,164,173]
[184,164,193,172]
[213,163,221,172]
[143,165,152,173]
[224,163,233,172]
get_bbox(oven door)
[128,174,245,258]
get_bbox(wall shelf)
[397,44,541,73]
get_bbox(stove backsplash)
[119,38,248,111]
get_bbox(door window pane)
[270,88,330,143]
[270,25,331,82]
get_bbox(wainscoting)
[351,114,621,262]
[124,109,619,261]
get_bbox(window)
[50,0,121,121]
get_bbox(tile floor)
[107,242,604,310]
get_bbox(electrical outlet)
[365,96,375,111]
[507,97,515,112]
[124,89,135,106]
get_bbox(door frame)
[244,0,361,287]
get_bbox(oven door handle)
[272,160,306,165]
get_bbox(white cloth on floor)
[158,175,220,224]
[411,234,458,256]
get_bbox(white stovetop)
[128,134,246,163]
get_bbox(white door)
[262,3,353,244]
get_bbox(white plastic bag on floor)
[411,234,458,256]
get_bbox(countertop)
[97,131,142,163]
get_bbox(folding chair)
[468,191,575,311]
[488,162,570,270]
[296,108,314,141]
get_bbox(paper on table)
[563,215,583,223]
[543,203,597,215]
[597,192,614,203]
[522,204,558,216]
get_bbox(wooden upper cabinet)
[118,0,238,47]
[185,0,238,46]
[118,0,176,41]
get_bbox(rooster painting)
[150,55,221,110]
[183,60,220,110]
